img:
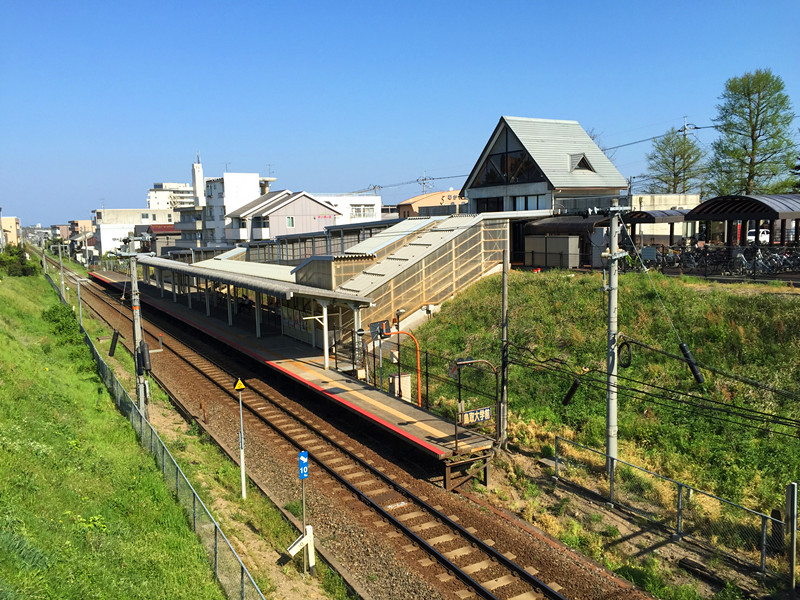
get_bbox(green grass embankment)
[414,270,800,508]
[0,274,226,599]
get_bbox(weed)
[284,500,303,519]
[552,496,570,517]
[521,481,540,499]
[603,524,621,539]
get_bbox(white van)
[746,228,770,244]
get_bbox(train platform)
[89,270,495,484]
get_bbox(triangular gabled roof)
[227,190,343,219]
[463,116,627,191]
[227,190,293,218]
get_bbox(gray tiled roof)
[502,117,627,189]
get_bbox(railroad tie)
[461,559,491,574]
[410,521,438,533]
[481,574,516,591]
[508,592,544,600]
[426,533,456,546]
[396,510,426,522]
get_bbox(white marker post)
[299,450,309,574]
[235,378,247,499]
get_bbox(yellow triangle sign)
[234,378,246,391]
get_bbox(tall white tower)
[192,153,205,207]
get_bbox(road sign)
[299,451,309,480]
[461,406,492,425]
[234,378,246,391]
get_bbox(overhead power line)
[601,125,717,152]
[350,174,468,196]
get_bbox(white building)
[146,182,196,211]
[225,191,381,244]
[92,208,178,256]
[174,160,274,248]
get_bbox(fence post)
[351,329,356,373]
[609,456,615,504]
[425,350,429,410]
[214,527,219,578]
[676,483,684,538]
[760,514,768,573]
[554,437,560,478]
[241,564,245,600]
[193,494,197,532]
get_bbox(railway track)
[42,253,652,599]
[73,268,569,599]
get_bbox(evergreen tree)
[645,127,705,194]
[707,69,796,196]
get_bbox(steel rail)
[86,273,568,600]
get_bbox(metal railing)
[554,436,795,579]
[45,274,266,600]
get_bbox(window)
[95,212,102,221]
[476,197,503,213]
[286,216,295,228]
[514,195,547,210]
[351,204,376,219]
[151,214,156,220]
[167,214,172,222]
[141,213,149,220]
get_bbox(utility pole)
[114,236,154,420]
[55,243,68,299]
[600,199,630,476]
[499,228,510,449]
[76,278,89,329]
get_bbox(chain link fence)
[554,436,795,579]
[45,274,266,600]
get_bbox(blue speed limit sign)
[298,451,309,480]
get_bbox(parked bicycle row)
[617,244,800,278]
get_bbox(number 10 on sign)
[299,451,309,479]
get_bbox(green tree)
[791,128,800,192]
[707,69,796,196]
[645,127,705,193]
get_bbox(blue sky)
[2,0,798,227]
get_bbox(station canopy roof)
[138,255,372,306]
[684,194,800,221]
[596,209,689,227]
[522,214,605,235]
